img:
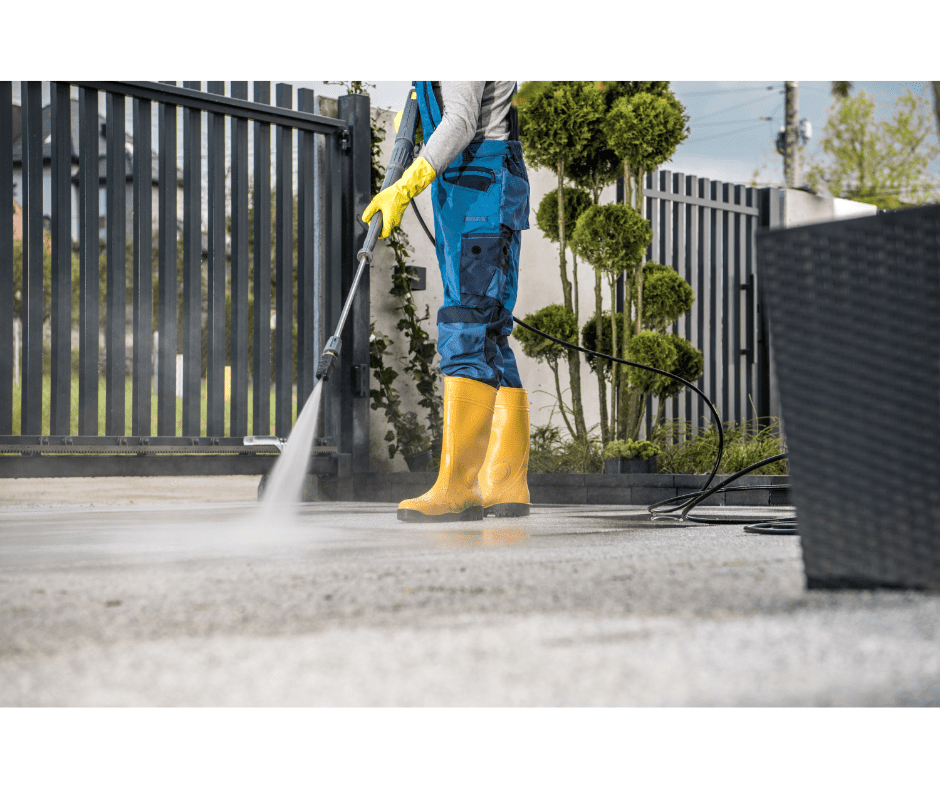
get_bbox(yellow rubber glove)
[362,156,436,239]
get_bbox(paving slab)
[1,478,938,706]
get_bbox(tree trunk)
[550,359,576,439]
[595,269,608,443]
[634,167,645,334]
[627,389,646,441]
[555,159,585,437]
[572,254,579,324]
[557,162,572,311]
[933,83,940,152]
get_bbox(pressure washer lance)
[315,88,422,383]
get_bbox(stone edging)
[317,472,791,506]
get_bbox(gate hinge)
[340,129,351,151]
[351,364,369,398]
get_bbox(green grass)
[653,418,788,476]
[10,375,291,437]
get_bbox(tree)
[602,84,689,439]
[605,89,690,217]
[534,185,606,436]
[805,88,940,209]
[514,303,579,439]
[518,81,608,438]
[569,202,650,440]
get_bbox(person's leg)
[477,227,530,516]
[397,180,502,522]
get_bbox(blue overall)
[414,81,530,389]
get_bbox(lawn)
[9,375,290,437]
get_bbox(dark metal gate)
[1,81,372,478]
[635,170,772,434]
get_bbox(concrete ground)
[2,476,939,707]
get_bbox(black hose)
[408,200,795,534]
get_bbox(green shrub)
[602,439,660,460]
[529,423,604,474]
[653,418,788,475]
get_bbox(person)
[362,81,531,522]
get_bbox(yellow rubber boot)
[478,387,531,517]
[397,377,497,522]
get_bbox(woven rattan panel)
[758,205,940,590]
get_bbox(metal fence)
[0,81,372,478]
[636,170,771,434]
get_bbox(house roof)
[11,99,178,186]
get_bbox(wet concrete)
[1,481,939,706]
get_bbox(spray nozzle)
[316,336,342,381]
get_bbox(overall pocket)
[442,165,496,192]
[459,233,510,303]
[499,143,530,231]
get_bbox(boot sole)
[397,506,484,522]
[484,503,531,518]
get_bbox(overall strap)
[413,80,442,137]
[508,82,519,142]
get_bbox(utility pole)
[784,81,799,188]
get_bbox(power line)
[694,117,776,127]
[689,93,782,123]
[678,85,778,96]
[684,123,770,144]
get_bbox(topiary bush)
[602,438,660,460]
[642,262,695,332]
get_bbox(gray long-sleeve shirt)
[420,81,516,174]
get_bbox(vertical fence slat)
[297,87,316,411]
[21,81,43,436]
[0,82,11,434]
[78,86,99,436]
[699,179,714,427]
[274,83,293,438]
[338,93,372,473]
[50,82,72,436]
[132,96,153,437]
[747,189,761,421]
[719,184,731,424]
[709,181,722,427]
[312,97,327,442]
[157,84,178,436]
[105,91,126,436]
[182,81,202,437]
[252,81,272,436]
[728,186,748,424]
[674,173,685,425]
[686,176,699,428]
[206,81,225,437]
[229,81,249,438]
[644,172,661,439]
[322,100,343,448]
